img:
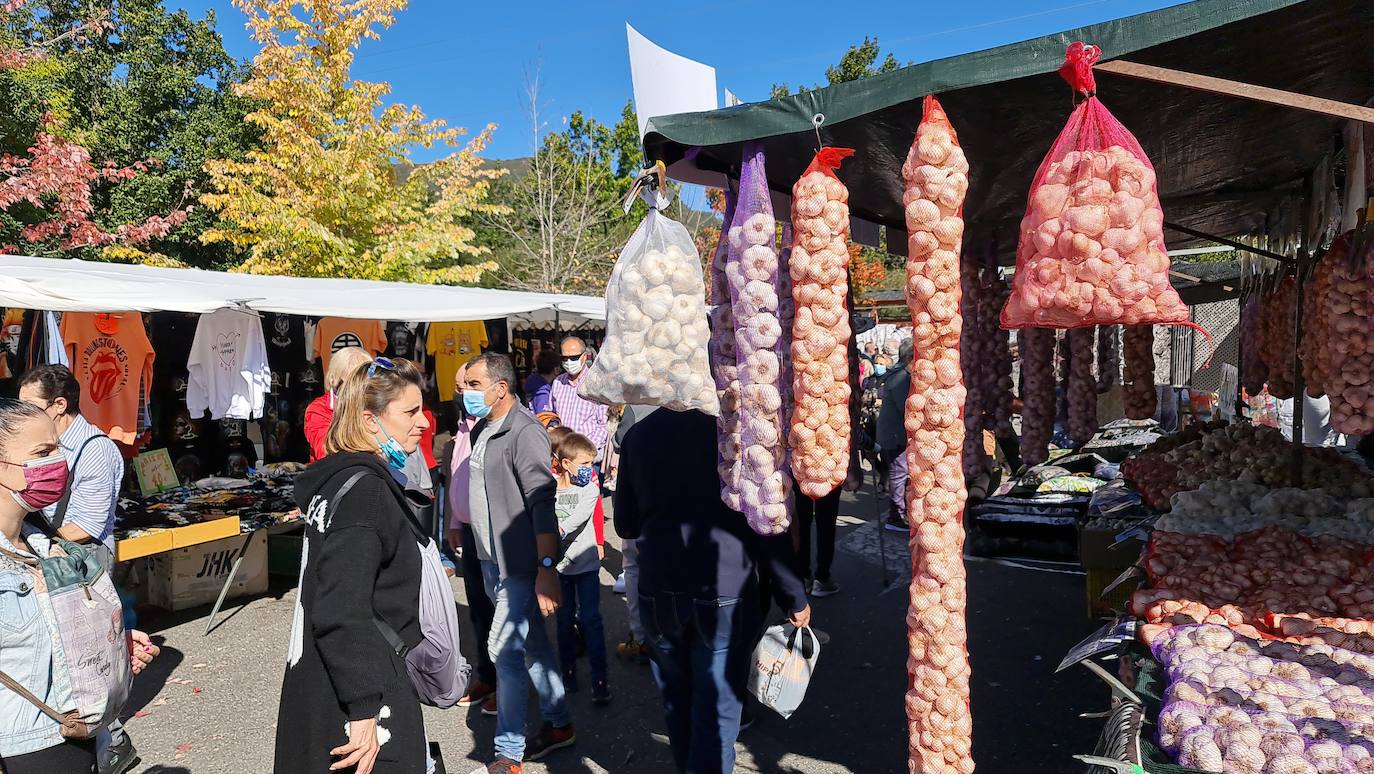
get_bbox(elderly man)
[548,336,608,460]
[463,352,574,773]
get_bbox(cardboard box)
[147,531,267,612]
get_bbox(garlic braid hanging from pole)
[901,95,974,774]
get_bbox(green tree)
[771,36,904,99]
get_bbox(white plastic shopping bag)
[748,624,820,719]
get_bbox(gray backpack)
[334,471,470,708]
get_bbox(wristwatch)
[540,556,556,569]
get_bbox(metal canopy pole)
[1290,261,1306,487]
[1164,221,1297,265]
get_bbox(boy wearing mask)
[550,431,610,704]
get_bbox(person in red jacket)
[303,347,374,463]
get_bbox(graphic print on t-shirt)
[82,335,133,405]
[270,316,293,349]
[214,331,242,371]
[330,331,364,353]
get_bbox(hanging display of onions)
[1327,239,1374,436]
[900,95,974,774]
[1096,325,1118,393]
[1257,277,1296,400]
[1123,324,1157,420]
[1301,235,1345,399]
[788,148,855,499]
[985,273,1015,433]
[1239,296,1267,396]
[1067,327,1097,445]
[961,258,988,479]
[1019,328,1056,466]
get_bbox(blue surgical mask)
[463,388,492,419]
[377,427,408,470]
[875,365,888,376]
[570,464,595,488]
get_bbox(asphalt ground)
[123,486,1104,773]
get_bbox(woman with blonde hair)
[303,346,374,463]
[277,358,430,774]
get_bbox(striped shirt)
[43,415,123,551]
[549,373,608,456]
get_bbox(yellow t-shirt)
[427,321,489,400]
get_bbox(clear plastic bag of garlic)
[1327,236,1374,436]
[731,141,793,535]
[710,189,743,510]
[578,188,719,415]
[1122,324,1157,420]
[1018,328,1056,466]
[1258,276,1297,400]
[1066,327,1097,445]
[788,148,855,499]
[901,95,974,774]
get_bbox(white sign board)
[627,23,717,140]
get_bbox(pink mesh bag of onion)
[1001,42,1190,330]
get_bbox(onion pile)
[1327,239,1374,436]
[1019,328,1056,465]
[1123,324,1157,420]
[1067,327,1097,445]
[1240,296,1268,396]
[1258,277,1297,400]
[730,144,793,534]
[901,95,973,774]
[788,149,854,499]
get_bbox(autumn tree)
[201,0,503,283]
[771,37,904,99]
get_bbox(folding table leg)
[204,532,255,636]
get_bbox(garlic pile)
[901,95,973,774]
[1067,327,1097,444]
[1327,240,1374,436]
[580,215,719,414]
[1019,328,1056,465]
[1123,324,1157,420]
[730,143,792,535]
[1157,481,1374,543]
[1258,277,1297,400]
[788,149,854,499]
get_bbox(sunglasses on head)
[367,357,397,379]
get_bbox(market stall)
[0,254,605,627]
[613,0,1374,771]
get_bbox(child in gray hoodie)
[550,430,610,703]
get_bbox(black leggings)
[1,739,96,774]
[459,521,497,686]
[794,484,841,583]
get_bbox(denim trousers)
[639,587,758,774]
[480,561,570,762]
[555,570,608,683]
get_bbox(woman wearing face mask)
[303,347,375,463]
[277,358,430,774]
[0,399,157,774]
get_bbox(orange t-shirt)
[313,318,386,373]
[62,312,155,444]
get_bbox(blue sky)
[170,0,1184,162]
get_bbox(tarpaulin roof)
[644,0,1374,259]
[0,255,606,323]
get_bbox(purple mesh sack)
[730,142,793,534]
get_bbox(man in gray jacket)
[463,352,574,773]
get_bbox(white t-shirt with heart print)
[187,308,272,421]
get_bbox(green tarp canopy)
[643,0,1374,259]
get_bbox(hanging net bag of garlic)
[730,142,793,534]
[1001,42,1188,330]
[901,95,974,774]
[711,187,745,510]
[579,183,719,414]
[788,147,855,500]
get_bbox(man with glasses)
[548,337,608,461]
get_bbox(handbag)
[748,625,820,720]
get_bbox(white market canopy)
[0,254,605,324]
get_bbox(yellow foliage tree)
[200,0,504,282]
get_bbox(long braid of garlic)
[712,189,744,511]
[901,95,974,774]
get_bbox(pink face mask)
[1,453,69,512]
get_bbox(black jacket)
[877,367,911,454]
[276,452,424,773]
[614,409,807,615]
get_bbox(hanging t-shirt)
[214,418,259,478]
[62,312,155,445]
[263,314,308,398]
[427,321,490,401]
[187,309,271,421]
[384,321,423,364]
[313,318,386,374]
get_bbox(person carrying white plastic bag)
[578,165,719,415]
[749,624,821,719]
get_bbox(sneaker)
[524,722,576,761]
[811,579,841,597]
[457,679,495,707]
[100,737,140,774]
[883,515,909,533]
[471,757,521,774]
[480,694,498,716]
[591,679,612,705]
[563,668,580,693]
[613,572,626,594]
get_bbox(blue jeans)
[556,571,607,683]
[639,590,757,774]
[480,561,570,762]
